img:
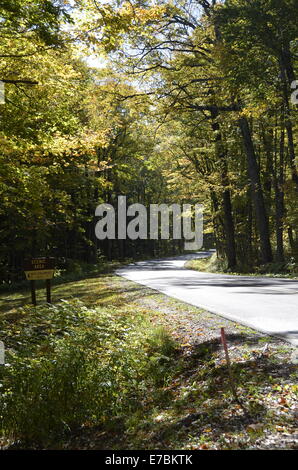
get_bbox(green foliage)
[96,0,298,268]
[0,0,72,47]
[1,0,297,281]
[1,0,298,451]
[0,299,178,446]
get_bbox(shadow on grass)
[58,333,297,450]
[51,280,159,307]
[0,275,163,317]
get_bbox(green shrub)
[0,300,177,446]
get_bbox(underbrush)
[186,253,298,278]
[185,253,222,273]
[0,299,178,447]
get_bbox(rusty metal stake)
[220,327,238,401]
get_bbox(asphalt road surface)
[116,251,298,347]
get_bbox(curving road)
[116,251,298,347]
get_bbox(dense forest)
[1,0,297,284]
[0,0,298,452]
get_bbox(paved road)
[116,251,298,347]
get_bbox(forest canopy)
[0,0,297,284]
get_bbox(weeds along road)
[116,251,298,347]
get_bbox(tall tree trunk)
[210,108,237,269]
[246,191,253,267]
[273,128,285,262]
[279,46,298,189]
[238,116,273,264]
[204,5,237,269]
[261,126,274,217]
[210,190,224,259]
[287,227,298,260]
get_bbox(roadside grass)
[0,259,125,296]
[0,275,180,448]
[185,253,298,279]
[0,274,297,450]
[0,273,125,313]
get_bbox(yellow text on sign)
[25,270,55,280]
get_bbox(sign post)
[24,257,55,305]
[46,279,51,304]
[30,280,37,306]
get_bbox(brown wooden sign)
[24,257,55,272]
[24,258,55,305]
[24,257,55,281]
